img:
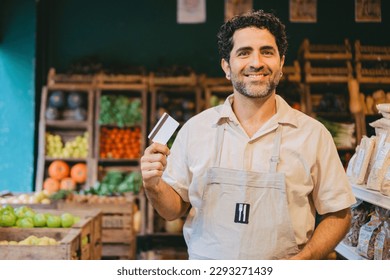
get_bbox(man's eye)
[262,50,274,56]
[238,51,249,56]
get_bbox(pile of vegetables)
[84,170,142,196]
[99,95,142,127]
[99,127,141,159]
[49,170,142,203]
[317,117,356,148]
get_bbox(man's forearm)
[144,179,189,221]
[290,208,351,260]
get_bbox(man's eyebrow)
[235,46,253,54]
[260,45,276,51]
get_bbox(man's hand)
[140,143,189,221]
[141,142,170,189]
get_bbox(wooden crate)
[355,40,390,62]
[32,209,100,260]
[304,61,353,83]
[57,196,137,259]
[0,228,82,260]
[300,38,352,61]
[36,84,95,191]
[149,73,203,131]
[95,73,148,90]
[199,76,232,109]
[47,68,96,90]
[281,60,301,83]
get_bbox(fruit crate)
[299,38,352,61]
[47,67,97,90]
[36,81,95,192]
[199,76,232,109]
[0,227,82,260]
[57,194,140,259]
[32,209,101,260]
[148,71,203,131]
[93,73,148,187]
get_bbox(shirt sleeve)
[162,123,191,202]
[312,127,357,215]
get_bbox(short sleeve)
[312,128,357,214]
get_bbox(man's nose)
[249,53,265,68]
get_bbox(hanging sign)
[289,0,317,23]
[224,0,253,22]
[355,0,381,22]
[177,0,206,24]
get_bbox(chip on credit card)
[148,113,180,145]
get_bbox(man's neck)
[232,93,277,138]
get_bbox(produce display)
[87,170,142,196]
[209,95,226,107]
[0,205,80,228]
[0,191,51,205]
[43,161,87,194]
[317,117,356,148]
[99,95,142,127]
[0,235,59,245]
[48,170,142,204]
[99,127,141,159]
[46,91,87,121]
[155,92,195,125]
[45,132,89,159]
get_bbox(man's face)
[221,27,285,99]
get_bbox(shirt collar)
[214,94,299,128]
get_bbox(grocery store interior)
[0,0,389,260]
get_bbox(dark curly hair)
[217,10,288,63]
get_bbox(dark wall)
[41,0,390,78]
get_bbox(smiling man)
[141,10,356,260]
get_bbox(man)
[141,10,356,260]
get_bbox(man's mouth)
[244,73,269,79]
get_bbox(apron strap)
[269,125,282,173]
[214,121,226,167]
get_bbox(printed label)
[234,203,250,224]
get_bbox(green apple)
[61,213,74,228]
[0,211,16,227]
[18,217,34,228]
[33,213,47,227]
[46,215,61,228]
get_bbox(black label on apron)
[234,203,250,224]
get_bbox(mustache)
[244,66,272,75]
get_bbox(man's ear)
[280,55,285,69]
[221,59,231,80]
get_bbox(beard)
[231,68,281,99]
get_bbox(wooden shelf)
[45,157,87,162]
[46,120,88,129]
[355,40,390,62]
[300,38,352,61]
[335,242,366,260]
[351,184,390,209]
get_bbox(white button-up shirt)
[162,94,356,245]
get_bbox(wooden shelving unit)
[300,39,360,166]
[92,73,148,185]
[200,76,232,109]
[336,183,390,260]
[35,68,95,191]
[354,40,390,137]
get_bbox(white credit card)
[148,113,180,145]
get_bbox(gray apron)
[188,123,299,259]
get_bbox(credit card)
[148,112,180,145]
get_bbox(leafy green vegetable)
[83,170,142,196]
[99,95,142,127]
